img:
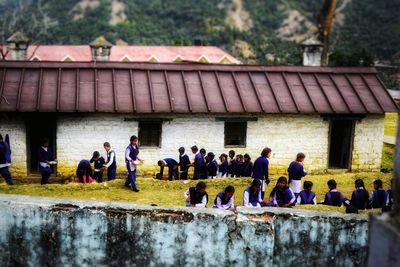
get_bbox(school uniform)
[241,161,253,177]
[38,146,54,185]
[184,187,208,207]
[387,189,393,207]
[288,161,307,195]
[297,190,316,205]
[208,159,218,179]
[235,160,243,178]
[350,187,371,210]
[323,189,343,207]
[104,148,117,181]
[228,158,237,177]
[370,189,389,209]
[90,156,105,182]
[213,191,234,209]
[272,186,296,207]
[218,161,228,178]
[159,158,178,181]
[193,153,203,180]
[0,141,13,185]
[76,160,93,183]
[243,187,263,207]
[201,156,209,179]
[179,154,190,180]
[252,156,270,199]
[125,144,139,191]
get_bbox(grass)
[0,172,393,214]
[384,112,398,137]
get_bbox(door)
[328,120,355,169]
[26,114,57,174]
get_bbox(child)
[38,138,56,185]
[234,154,243,178]
[297,181,316,205]
[227,150,237,177]
[90,151,105,183]
[207,152,218,179]
[184,181,208,208]
[269,176,296,207]
[193,148,207,180]
[157,158,178,181]
[387,179,393,208]
[323,179,343,207]
[350,179,371,210]
[252,147,272,199]
[241,153,253,177]
[288,152,307,197]
[0,134,13,185]
[370,179,389,209]
[191,146,200,180]
[125,135,142,192]
[103,142,117,181]
[243,179,265,207]
[76,159,93,183]
[213,185,235,210]
[218,153,228,178]
[178,147,190,180]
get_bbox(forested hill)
[0,0,399,65]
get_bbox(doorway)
[26,114,57,174]
[328,120,355,169]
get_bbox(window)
[224,122,247,147]
[139,122,162,147]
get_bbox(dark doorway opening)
[26,114,57,174]
[328,120,355,169]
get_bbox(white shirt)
[104,149,115,168]
[243,190,263,207]
[272,188,296,206]
[184,190,207,208]
[214,195,235,209]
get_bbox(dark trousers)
[125,163,137,190]
[159,166,178,181]
[39,165,52,185]
[0,166,13,185]
[78,175,90,183]
[107,167,116,181]
[180,170,188,180]
[193,168,201,180]
[93,171,103,183]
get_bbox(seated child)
[90,151,105,183]
[297,181,316,205]
[218,153,228,178]
[243,179,265,207]
[207,152,218,179]
[76,159,94,183]
[370,179,390,209]
[234,154,243,178]
[323,179,343,207]
[184,181,208,208]
[350,179,371,210]
[269,176,296,207]
[342,198,359,214]
[241,153,253,177]
[157,158,178,181]
[213,185,235,210]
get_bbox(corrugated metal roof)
[0,61,397,114]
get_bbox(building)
[0,60,397,177]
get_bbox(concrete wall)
[0,194,369,267]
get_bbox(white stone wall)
[0,116,27,177]
[352,115,385,171]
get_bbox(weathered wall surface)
[0,115,27,177]
[0,194,369,267]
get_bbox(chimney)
[301,37,323,66]
[6,32,29,60]
[90,36,112,61]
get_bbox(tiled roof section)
[0,61,397,114]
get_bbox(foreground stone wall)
[0,194,369,267]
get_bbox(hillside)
[0,0,399,66]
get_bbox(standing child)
[350,179,371,210]
[76,159,93,183]
[178,147,190,180]
[243,179,265,207]
[241,153,253,177]
[207,152,218,179]
[387,179,394,208]
[234,154,243,178]
[103,142,117,181]
[213,185,235,210]
[184,181,208,208]
[157,158,178,181]
[252,147,272,199]
[125,135,142,192]
[38,138,56,185]
[218,153,228,178]
[370,179,389,208]
[269,176,296,207]
[0,135,13,185]
[323,179,343,206]
[297,181,316,205]
[90,151,105,183]
[288,152,307,197]
[227,150,237,177]
[193,148,206,180]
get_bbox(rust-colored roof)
[0,61,397,114]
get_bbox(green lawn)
[384,112,398,137]
[0,172,392,214]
